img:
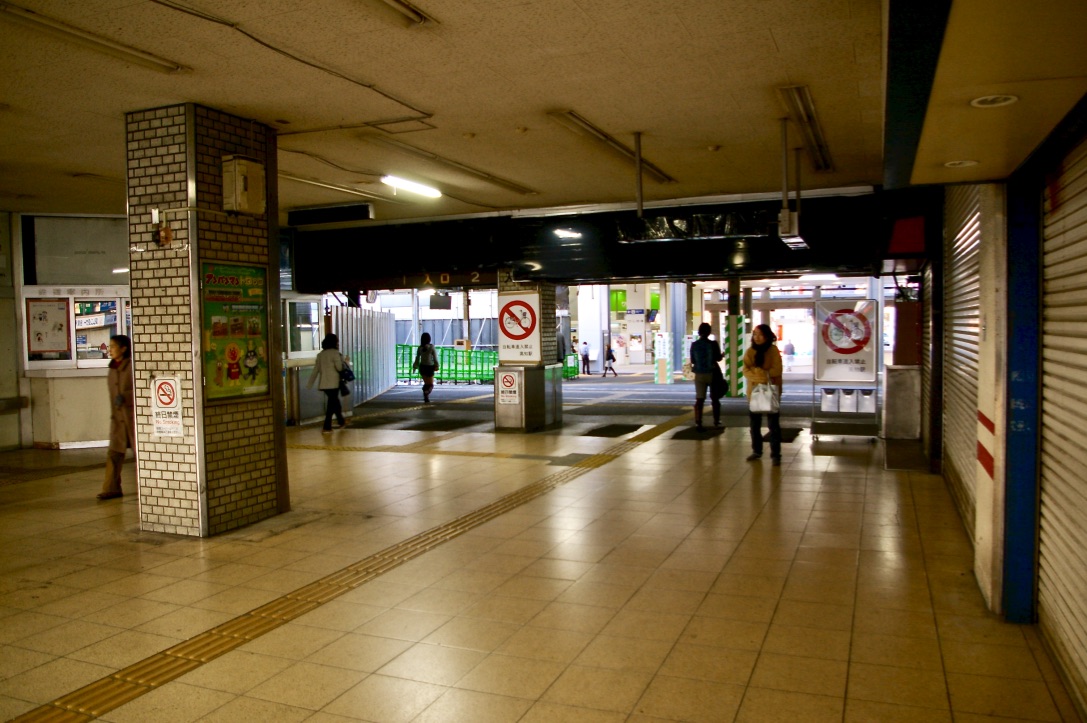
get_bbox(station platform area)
[0,380,1080,722]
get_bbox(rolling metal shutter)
[942,185,982,532]
[921,263,934,458]
[1040,134,1087,711]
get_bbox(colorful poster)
[201,263,269,400]
[27,299,71,354]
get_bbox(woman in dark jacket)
[413,332,439,403]
[98,335,134,500]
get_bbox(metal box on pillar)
[494,271,562,431]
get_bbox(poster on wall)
[814,299,878,382]
[26,299,71,355]
[201,263,269,400]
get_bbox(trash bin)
[821,388,839,412]
[838,388,858,413]
[858,389,877,414]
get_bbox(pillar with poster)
[812,299,880,440]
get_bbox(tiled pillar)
[126,104,288,537]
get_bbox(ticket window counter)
[20,288,132,447]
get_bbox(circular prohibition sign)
[499,300,537,341]
[155,379,178,407]
[821,309,872,355]
[500,373,516,388]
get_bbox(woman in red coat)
[98,335,135,500]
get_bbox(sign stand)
[494,285,562,431]
[811,299,880,441]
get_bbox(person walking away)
[604,345,618,376]
[307,333,348,432]
[98,335,134,500]
[413,332,440,403]
[743,324,784,465]
[580,340,591,375]
[689,323,723,431]
[783,339,796,372]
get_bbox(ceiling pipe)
[634,131,644,218]
[781,117,790,216]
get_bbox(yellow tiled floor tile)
[453,653,565,698]
[946,672,1062,721]
[749,652,847,697]
[633,674,745,722]
[542,665,653,714]
[322,673,446,722]
[413,687,534,722]
[736,687,844,722]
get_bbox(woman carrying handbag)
[307,333,349,433]
[743,324,783,465]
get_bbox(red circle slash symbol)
[501,374,516,388]
[499,301,537,341]
[156,380,176,407]
[821,310,872,355]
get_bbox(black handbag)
[339,357,355,382]
[710,366,728,399]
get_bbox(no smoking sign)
[150,376,184,437]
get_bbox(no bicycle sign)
[498,292,541,364]
[815,300,877,382]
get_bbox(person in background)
[743,324,784,465]
[307,333,347,432]
[580,340,591,375]
[783,339,796,372]
[556,323,568,364]
[689,323,723,431]
[98,335,134,500]
[413,332,439,403]
[604,345,618,376]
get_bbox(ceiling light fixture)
[366,136,537,195]
[112,268,130,274]
[777,85,834,172]
[379,0,434,25]
[944,160,979,168]
[381,175,442,198]
[553,229,582,239]
[279,172,404,202]
[548,110,676,184]
[0,2,188,73]
[970,94,1018,108]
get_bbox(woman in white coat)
[307,333,348,432]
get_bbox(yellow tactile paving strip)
[13,411,692,722]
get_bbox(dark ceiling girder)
[883,0,953,190]
[291,188,943,294]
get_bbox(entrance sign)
[815,300,877,382]
[497,372,520,404]
[498,292,541,363]
[151,376,184,437]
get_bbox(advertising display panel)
[201,263,269,400]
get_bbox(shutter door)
[942,185,982,532]
[1040,134,1087,711]
[921,263,934,457]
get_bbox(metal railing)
[396,345,499,384]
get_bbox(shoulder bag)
[749,383,779,413]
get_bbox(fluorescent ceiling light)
[553,229,582,239]
[381,175,442,198]
[112,267,130,274]
[279,172,406,203]
[366,136,537,195]
[548,110,675,184]
[799,273,839,282]
[0,2,188,73]
[777,86,834,172]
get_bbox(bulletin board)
[26,298,71,356]
[201,263,269,400]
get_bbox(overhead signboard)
[815,299,878,382]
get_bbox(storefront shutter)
[942,185,982,531]
[1040,134,1087,711]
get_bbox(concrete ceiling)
[0,0,1085,226]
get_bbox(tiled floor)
[0,413,1081,722]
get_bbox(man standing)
[783,339,796,372]
[580,340,591,375]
